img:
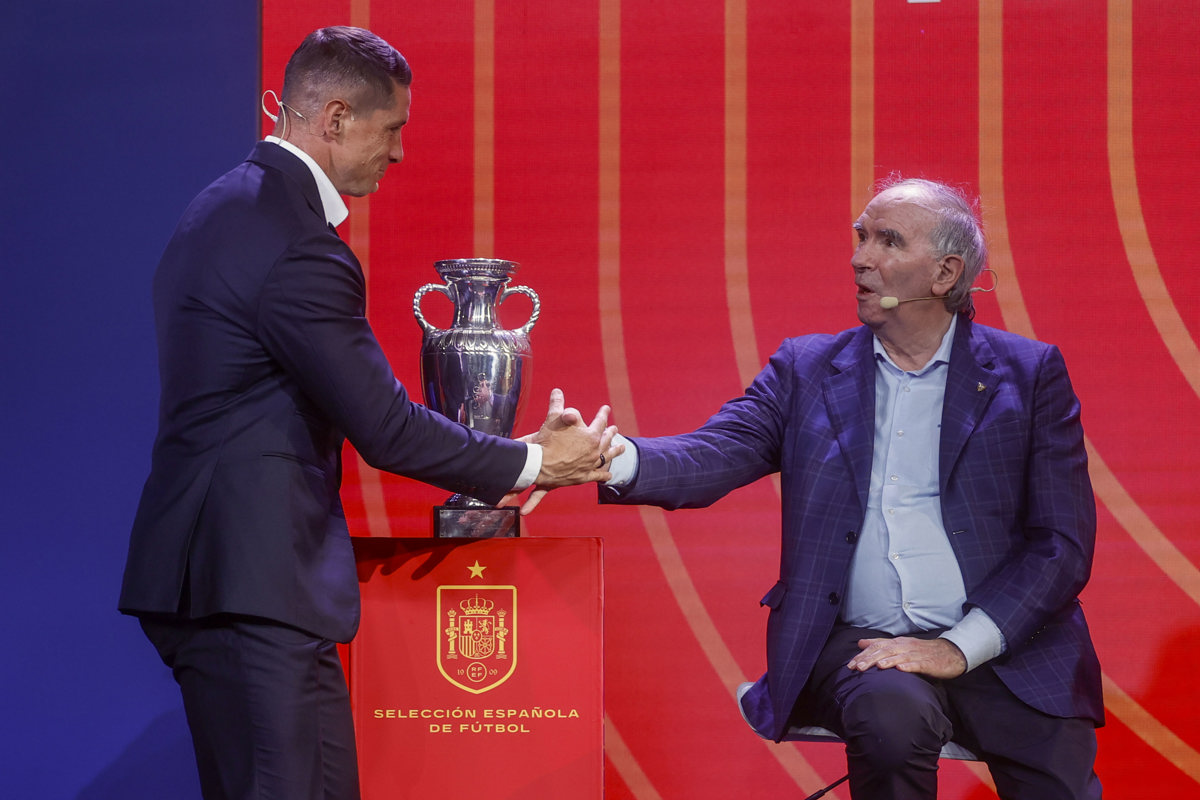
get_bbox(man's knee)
[840,678,951,771]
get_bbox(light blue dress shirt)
[842,315,1004,670]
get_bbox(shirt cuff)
[512,443,542,492]
[604,434,639,487]
[939,607,1007,672]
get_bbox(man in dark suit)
[119,26,619,800]
[598,178,1103,798]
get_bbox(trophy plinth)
[414,259,539,539]
[433,498,520,538]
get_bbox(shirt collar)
[873,314,959,376]
[263,136,349,228]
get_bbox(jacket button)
[828,592,840,605]
[845,531,858,544]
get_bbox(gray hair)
[877,176,988,317]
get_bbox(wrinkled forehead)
[858,187,938,233]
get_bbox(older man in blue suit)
[599,178,1103,799]
[120,26,620,800]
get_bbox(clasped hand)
[504,388,623,515]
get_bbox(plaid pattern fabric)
[601,319,1102,741]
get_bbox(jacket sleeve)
[256,229,527,504]
[600,340,795,509]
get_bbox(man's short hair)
[282,26,412,116]
[877,176,989,317]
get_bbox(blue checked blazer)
[599,318,1103,741]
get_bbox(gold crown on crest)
[460,594,495,615]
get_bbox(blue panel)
[1,2,259,797]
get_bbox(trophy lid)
[433,258,520,280]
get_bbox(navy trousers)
[140,615,360,800]
[800,626,1102,800]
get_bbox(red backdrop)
[263,2,1200,797]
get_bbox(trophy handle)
[413,282,450,334]
[501,285,541,336]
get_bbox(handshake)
[506,388,625,515]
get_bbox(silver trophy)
[413,258,540,537]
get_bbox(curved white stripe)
[725,0,759,388]
[604,714,665,800]
[981,0,1200,783]
[1107,0,1200,401]
[596,4,665,798]
[1103,673,1200,782]
[474,0,495,256]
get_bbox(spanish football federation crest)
[437,585,517,694]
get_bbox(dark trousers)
[801,626,1102,800]
[140,615,360,800]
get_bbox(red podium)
[345,537,603,800]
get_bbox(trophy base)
[433,505,520,538]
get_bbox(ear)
[932,255,964,297]
[320,99,352,139]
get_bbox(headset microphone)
[880,269,997,310]
[880,294,940,309]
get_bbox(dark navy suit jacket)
[600,318,1103,741]
[120,143,527,642]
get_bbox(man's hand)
[847,636,967,680]
[503,388,623,514]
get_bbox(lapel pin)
[977,382,986,392]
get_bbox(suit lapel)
[940,318,999,491]
[824,328,877,512]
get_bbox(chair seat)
[781,724,979,761]
[736,681,980,761]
